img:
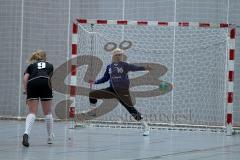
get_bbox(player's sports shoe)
[141,121,150,136]
[22,133,29,147]
[143,128,150,136]
[47,133,55,144]
[85,104,97,117]
[86,110,96,117]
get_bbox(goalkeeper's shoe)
[141,121,150,136]
[84,104,97,117]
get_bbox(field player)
[22,50,54,147]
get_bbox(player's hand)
[88,80,95,84]
[145,65,153,70]
[88,80,95,89]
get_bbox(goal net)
[68,18,236,131]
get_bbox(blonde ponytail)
[29,50,47,63]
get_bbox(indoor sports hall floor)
[0,120,240,160]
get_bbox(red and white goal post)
[69,17,238,135]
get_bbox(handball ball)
[159,81,170,92]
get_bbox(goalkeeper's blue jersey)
[95,61,145,89]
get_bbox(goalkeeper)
[89,48,151,136]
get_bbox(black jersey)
[24,61,53,81]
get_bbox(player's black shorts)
[27,77,53,101]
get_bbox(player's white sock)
[90,103,97,109]
[45,114,53,137]
[24,113,36,135]
[47,133,55,144]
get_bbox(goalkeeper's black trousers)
[89,87,142,121]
